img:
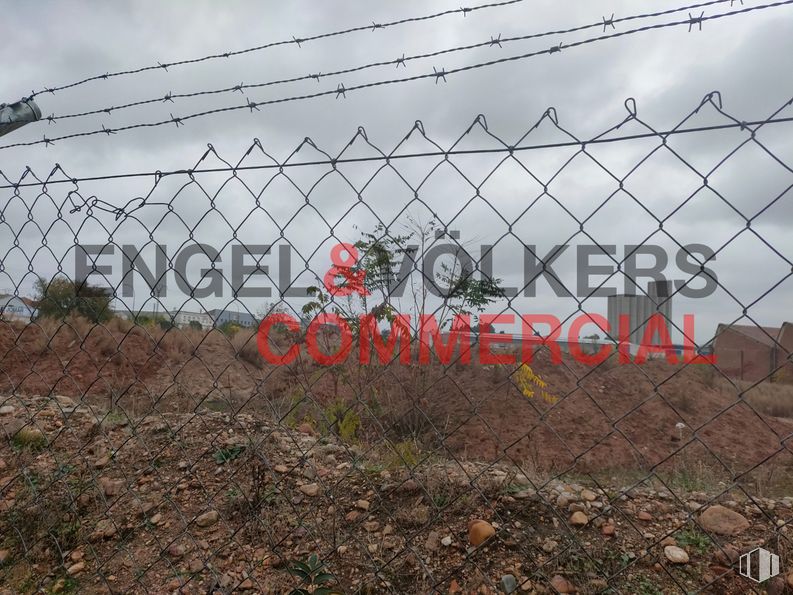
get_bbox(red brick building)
[713,322,793,382]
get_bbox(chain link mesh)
[1,91,792,594]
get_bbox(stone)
[664,545,689,564]
[425,530,441,552]
[100,478,123,497]
[66,561,85,575]
[364,521,379,533]
[637,511,653,521]
[345,511,361,523]
[89,519,117,541]
[299,483,320,497]
[195,510,219,528]
[0,405,15,416]
[167,543,185,558]
[355,499,370,510]
[0,549,9,563]
[549,575,577,593]
[297,422,315,435]
[786,571,793,590]
[441,535,453,547]
[468,519,495,546]
[601,523,615,536]
[273,464,288,474]
[767,576,785,595]
[239,578,254,590]
[542,539,558,553]
[699,505,750,536]
[188,558,204,573]
[713,544,740,566]
[580,489,597,502]
[660,536,677,547]
[569,511,588,526]
[500,574,518,593]
[94,455,111,469]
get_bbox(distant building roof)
[716,323,790,347]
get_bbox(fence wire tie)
[162,92,174,103]
[602,13,615,31]
[42,136,53,147]
[698,90,723,111]
[157,62,169,71]
[543,107,559,125]
[689,11,705,32]
[292,36,305,47]
[490,34,503,48]
[246,99,260,112]
[371,21,383,31]
[336,84,347,99]
[395,54,406,68]
[101,125,115,136]
[310,73,322,82]
[624,97,638,118]
[169,113,183,127]
[46,114,56,125]
[433,67,448,84]
[233,83,245,94]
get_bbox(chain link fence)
[1,91,792,593]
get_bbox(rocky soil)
[1,395,793,594]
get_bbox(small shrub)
[214,445,244,464]
[388,440,421,469]
[12,427,47,451]
[324,401,360,443]
[219,321,242,336]
[674,526,711,554]
[512,364,558,404]
[286,553,336,595]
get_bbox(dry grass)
[718,377,793,418]
[231,329,264,369]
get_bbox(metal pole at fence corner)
[0,98,42,138]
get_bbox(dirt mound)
[1,319,792,480]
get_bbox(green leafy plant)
[674,526,711,554]
[324,401,361,443]
[34,276,113,323]
[635,577,663,595]
[287,553,336,595]
[213,445,244,464]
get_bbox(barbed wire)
[2,0,789,153]
[24,0,527,100]
[22,0,745,126]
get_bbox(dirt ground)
[2,319,793,593]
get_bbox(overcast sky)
[1,0,792,343]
